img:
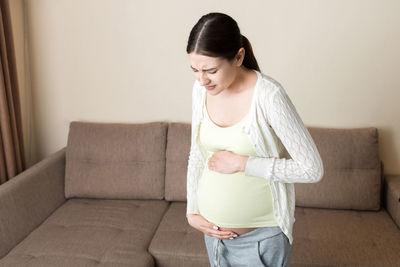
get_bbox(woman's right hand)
[186,214,238,240]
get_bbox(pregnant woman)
[185,12,324,267]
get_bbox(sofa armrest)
[384,174,400,229]
[0,147,67,258]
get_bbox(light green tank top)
[197,94,279,228]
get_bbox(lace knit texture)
[186,70,324,245]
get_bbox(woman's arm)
[186,138,203,215]
[186,81,204,215]
[244,85,324,184]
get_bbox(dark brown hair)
[186,12,260,72]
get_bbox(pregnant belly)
[197,168,276,228]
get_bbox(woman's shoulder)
[256,71,286,101]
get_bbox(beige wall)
[9,0,400,174]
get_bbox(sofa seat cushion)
[148,202,210,267]
[149,203,400,267]
[292,206,400,266]
[0,198,169,267]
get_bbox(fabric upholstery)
[1,121,398,267]
[148,202,210,267]
[65,121,167,199]
[384,174,400,228]
[149,203,400,267]
[295,127,381,210]
[0,147,66,259]
[291,206,400,266]
[0,198,169,267]
[165,122,191,202]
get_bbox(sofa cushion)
[65,121,167,199]
[148,202,210,267]
[149,202,400,267]
[165,123,191,201]
[295,127,382,210]
[0,198,169,267]
[291,206,400,266]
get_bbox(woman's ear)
[235,47,245,66]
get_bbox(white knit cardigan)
[186,70,324,245]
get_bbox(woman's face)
[188,50,243,95]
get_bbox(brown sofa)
[0,121,399,267]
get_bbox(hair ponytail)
[241,34,260,72]
[187,12,261,72]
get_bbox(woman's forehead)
[189,53,224,68]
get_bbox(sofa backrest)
[65,121,167,199]
[165,123,191,201]
[295,127,381,211]
[165,123,382,211]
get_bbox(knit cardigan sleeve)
[186,81,204,215]
[244,85,324,184]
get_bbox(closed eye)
[191,69,217,74]
[190,66,218,74]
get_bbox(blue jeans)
[204,226,292,267]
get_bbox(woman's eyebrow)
[190,65,218,71]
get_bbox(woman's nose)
[199,73,210,86]
[199,78,207,86]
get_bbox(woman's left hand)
[208,150,249,174]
